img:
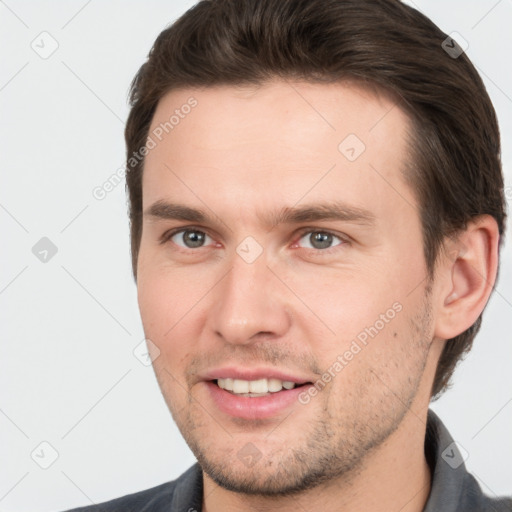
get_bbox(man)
[63,0,511,510]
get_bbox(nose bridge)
[209,249,289,344]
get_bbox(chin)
[188,432,362,497]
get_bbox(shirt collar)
[423,408,487,511]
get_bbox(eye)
[296,230,346,250]
[167,228,214,249]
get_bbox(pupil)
[310,232,332,249]
[184,231,205,248]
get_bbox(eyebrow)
[143,200,376,229]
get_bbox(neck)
[202,407,432,512]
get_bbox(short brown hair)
[124,0,506,399]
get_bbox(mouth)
[214,377,306,397]
[199,368,315,419]
[203,375,314,420]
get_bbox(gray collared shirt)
[62,409,512,511]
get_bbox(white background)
[1,1,511,510]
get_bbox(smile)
[204,375,313,420]
[216,377,298,397]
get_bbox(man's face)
[137,80,437,494]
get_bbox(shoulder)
[425,410,512,511]
[460,471,512,511]
[61,480,174,512]
[459,461,512,511]
[58,464,202,512]
[479,495,512,511]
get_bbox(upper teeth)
[217,378,296,395]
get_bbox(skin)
[136,80,499,512]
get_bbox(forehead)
[142,80,416,224]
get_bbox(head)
[124,0,505,496]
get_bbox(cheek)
[137,275,172,338]
[318,301,430,414]
[286,259,423,376]
[137,264,212,376]
[137,262,204,336]
[287,266,399,340]
[137,273,196,406]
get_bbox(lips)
[199,368,314,420]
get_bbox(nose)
[208,252,291,346]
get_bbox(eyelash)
[293,228,348,253]
[159,226,214,246]
[160,226,349,254]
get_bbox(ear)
[433,215,500,340]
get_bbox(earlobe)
[434,215,499,340]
